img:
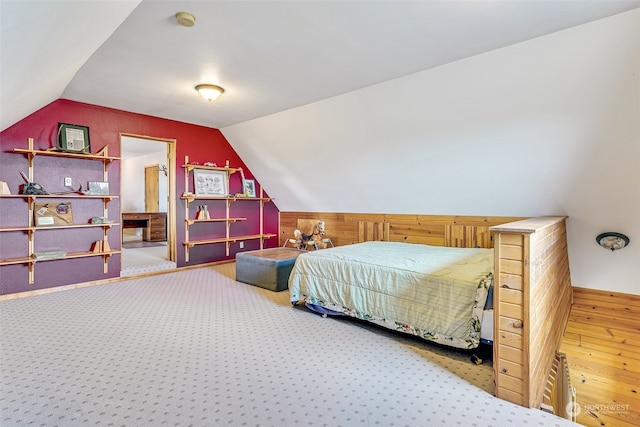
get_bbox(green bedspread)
[289,241,493,349]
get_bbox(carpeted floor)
[122,241,168,249]
[0,265,576,426]
[120,245,176,277]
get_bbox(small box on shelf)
[0,181,10,195]
[91,240,111,253]
[195,205,210,220]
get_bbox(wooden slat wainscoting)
[279,212,524,248]
[561,287,640,427]
[491,217,573,408]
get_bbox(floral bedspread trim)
[304,271,492,350]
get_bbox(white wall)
[121,151,166,212]
[222,10,640,295]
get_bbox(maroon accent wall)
[0,99,279,295]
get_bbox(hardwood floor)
[560,287,640,427]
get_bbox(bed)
[289,241,494,350]
[284,214,572,410]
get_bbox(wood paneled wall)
[279,212,524,248]
[492,217,573,408]
[561,287,640,427]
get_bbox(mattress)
[480,309,494,344]
[289,241,494,349]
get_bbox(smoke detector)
[176,12,196,27]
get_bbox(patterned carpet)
[120,245,176,276]
[0,264,576,426]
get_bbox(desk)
[122,212,167,242]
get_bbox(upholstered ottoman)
[235,248,305,291]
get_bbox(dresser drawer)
[123,213,148,220]
[149,216,166,226]
[143,227,166,242]
[141,213,167,242]
[146,229,166,242]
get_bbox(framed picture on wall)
[56,123,91,154]
[243,179,256,197]
[194,169,228,197]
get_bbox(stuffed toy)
[294,220,327,249]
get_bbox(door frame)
[120,133,177,264]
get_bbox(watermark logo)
[566,402,630,418]
[565,402,581,418]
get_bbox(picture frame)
[57,123,91,154]
[194,169,228,197]
[88,181,109,195]
[34,202,73,226]
[243,178,256,197]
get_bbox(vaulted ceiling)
[2,0,639,132]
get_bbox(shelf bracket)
[95,144,109,157]
[28,261,35,284]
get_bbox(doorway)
[120,134,177,276]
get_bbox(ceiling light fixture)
[195,84,225,102]
[596,232,630,251]
[175,12,196,27]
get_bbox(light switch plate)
[64,177,72,186]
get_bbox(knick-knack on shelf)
[195,205,210,220]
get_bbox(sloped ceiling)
[3,1,639,296]
[0,0,141,131]
[1,0,639,132]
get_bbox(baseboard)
[572,286,640,300]
[0,259,235,301]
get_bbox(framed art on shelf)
[194,169,228,197]
[57,123,91,154]
[88,181,109,195]
[34,202,73,226]
[243,179,256,197]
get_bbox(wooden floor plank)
[561,357,640,403]
[569,312,640,335]
[567,313,640,340]
[564,347,640,374]
[564,325,640,348]
[561,287,640,427]
[572,288,640,305]
[569,304,640,324]
[564,333,640,362]
[571,301,640,314]
[566,356,640,389]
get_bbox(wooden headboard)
[279,213,524,248]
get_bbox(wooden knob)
[513,320,523,329]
